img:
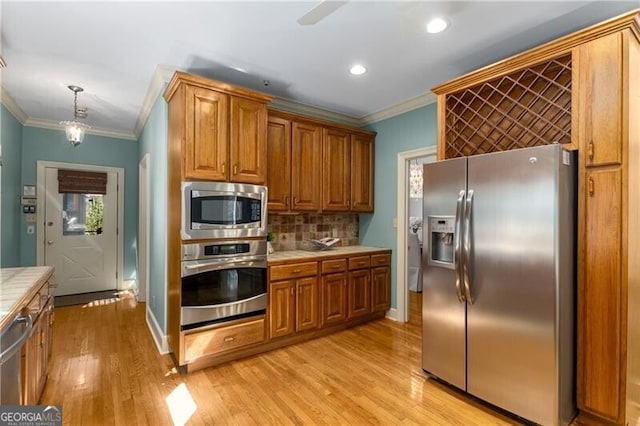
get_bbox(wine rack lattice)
[444,54,572,158]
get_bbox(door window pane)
[62,193,104,235]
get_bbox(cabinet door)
[291,121,322,211]
[578,32,622,167]
[348,269,371,319]
[296,277,319,332]
[371,266,390,313]
[269,280,295,338]
[267,116,291,211]
[579,168,622,421]
[184,85,229,181]
[230,96,267,184]
[322,272,348,326]
[23,316,44,405]
[351,133,374,212]
[322,127,351,211]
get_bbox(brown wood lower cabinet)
[348,256,371,319]
[371,253,391,313]
[22,282,53,405]
[269,262,319,339]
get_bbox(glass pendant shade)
[61,120,90,146]
[60,85,90,147]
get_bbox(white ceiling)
[1,1,638,140]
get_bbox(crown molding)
[134,65,176,138]
[24,118,137,141]
[0,86,28,124]
[269,97,362,128]
[359,92,437,125]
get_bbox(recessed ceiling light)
[426,17,448,34]
[350,64,367,76]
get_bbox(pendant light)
[60,85,90,147]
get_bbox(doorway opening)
[396,147,436,323]
[36,161,124,296]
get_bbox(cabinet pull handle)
[223,336,235,342]
[292,269,301,274]
[284,196,289,206]
[588,177,595,197]
[222,163,226,174]
[588,141,594,161]
[233,164,238,175]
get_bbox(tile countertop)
[267,246,391,264]
[0,266,54,330]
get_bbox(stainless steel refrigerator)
[421,144,576,425]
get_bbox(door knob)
[47,222,54,226]
[47,240,54,245]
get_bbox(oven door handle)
[181,257,266,277]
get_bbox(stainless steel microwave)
[182,181,267,240]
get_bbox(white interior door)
[44,167,118,296]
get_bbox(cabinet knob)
[233,164,238,175]
[292,269,301,274]
[222,163,226,174]
[588,177,595,197]
[223,336,235,342]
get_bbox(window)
[62,193,104,236]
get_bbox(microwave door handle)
[454,190,466,303]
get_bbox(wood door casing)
[267,116,291,211]
[291,121,322,211]
[351,133,374,212]
[230,96,267,184]
[579,167,622,421]
[579,31,623,168]
[269,280,295,339]
[184,85,229,181]
[322,127,351,211]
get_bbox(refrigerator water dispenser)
[428,216,455,268]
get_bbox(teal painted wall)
[360,104,438,309]
[1,105,24,267]
[20,126,139,280]
[138,95,168,331]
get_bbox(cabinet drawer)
[371,253,390,267]
[349,256,370,270]
[322,259,347,274]
[270,262,318,281]
[183,317,266,362]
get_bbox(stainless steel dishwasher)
[0,314,33,404]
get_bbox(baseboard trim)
[146,307,170,354]
[385,308,399,322]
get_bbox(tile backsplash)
[267,213,359,251]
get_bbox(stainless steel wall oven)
[181,240,267,330]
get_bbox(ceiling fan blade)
[296,1,348,26]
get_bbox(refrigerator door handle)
[463,189,474,304]
[454,189,466,303]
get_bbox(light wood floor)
[41,291,517,425]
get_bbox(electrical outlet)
[27,225,34,234]
[332,228,338,237]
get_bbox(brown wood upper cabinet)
[322,129,374,212]
[267,114,322,212]
[164,72,272,183]
[577,32,623,168]
[268,110,375,213]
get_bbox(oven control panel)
[182,239,267,261]
[205,243,250,256]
